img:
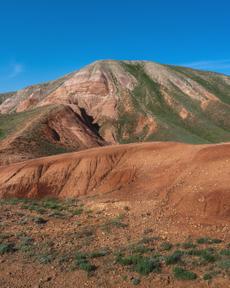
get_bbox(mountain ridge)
[0,60,229,165]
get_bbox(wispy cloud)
[8,63,24,78]
[180,59,230,71]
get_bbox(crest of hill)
[0,60,229,164]
[0,141,230,221]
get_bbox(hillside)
[0,104,106,165]
[0,60,230,164]
[0,62,230,288]
[1,141,230,220]
[0,141,230,287]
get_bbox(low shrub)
[203,272,213,280]
[160,242,173,251]
[75,252,96,272]
[116,254,161,275]
[37,253,54,264]
[134,257,161,275]
[220,249,230,256]
[173,266,197,280]
[42,198,63,210]
[217,259,230,270]
[131,277,141,285]
[101,215,128,232]
[72,208,83,216]
[196,237,222,244]
[17,236,34,252]
[165,250,183,265]
[0,243,16,254]
[129,244,151,254]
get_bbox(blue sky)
[0,0,230,92]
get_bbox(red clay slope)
[0,141,230,219]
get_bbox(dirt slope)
[0,141,229,219]
[0,105,106,165]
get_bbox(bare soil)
[1,197,230,288]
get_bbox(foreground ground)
[1,197,230,288]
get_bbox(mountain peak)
[0,60,229,164]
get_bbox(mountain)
[1,60,230,287]
[0,60,230,165]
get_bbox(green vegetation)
[169,65,230,105]
[196,237,222,244]
[160,241,173,251]
[0,243,16,254]
[139,236,156,244]
[1,198,230,283]
[1,197,82,219]
[0,106,72,156]
[199,249,217,263]
[89,249,110,258]
[173,267,197,280]
[37,253,54,264]
[135,257,161,275]
[101,214,128,232]
[165,250,183,265]
[72,208,83,215]
[129,244,151,254]
[75,252,96,272]
[203,272,213,280]
[203,271,219,281]
[0,198,30,205]
[217,259,230,270]
[131,277,141,285]
[0,107,45,140]
[116,254,161,275]
[0,61,230,164]
[17,236,34,252]
[220,249,230,256]
[118,62,230,144]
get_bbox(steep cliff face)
[0,60,230,164]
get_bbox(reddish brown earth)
[0,142,230,288]
[1,184,230,288]
[0,105,106,166]
[1,141,230,221]
[1,60,230,166]
[0,60,229,287]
